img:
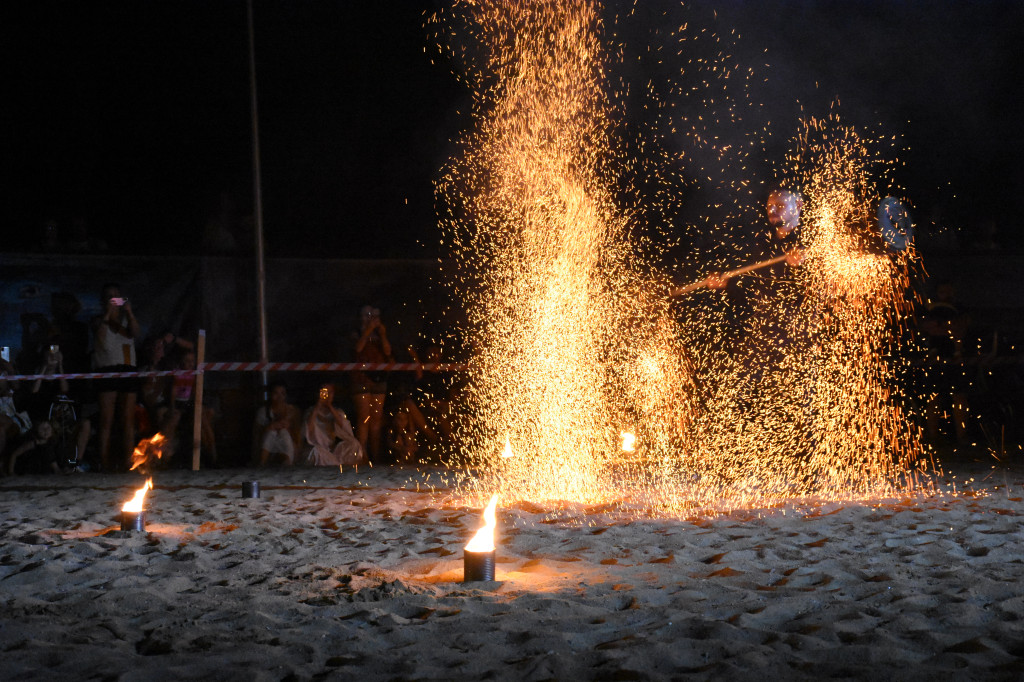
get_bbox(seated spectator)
[0,356,32,465]
[386,403,431,463]
[24,346,91,471]
[301,382,364,466]
[410,342,455,442]
[3,420,58,475]
[254,381,301,466]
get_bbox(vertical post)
[191,330,207,471]
[248,0,270,399]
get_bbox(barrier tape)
[0,362,468,382]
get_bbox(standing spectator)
[49,292,91,395]
[92,282,140,471]
[254,380,301,466]
[351,305,392,462]
[169,348,217,467]
[919,281,971,445]
[138,335,171,436]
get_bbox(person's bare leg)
[367,393,386,462]
[353,393,372,455]
[97,390,117,470]
[73,420,92,464]
[403,398,437,442]
[120,392,137,470]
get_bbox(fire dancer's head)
[766,189,802,239]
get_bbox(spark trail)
[431,1,931,514]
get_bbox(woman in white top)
[93,282,140,471]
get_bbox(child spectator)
[3,420,58,475]
[255,381,301,466]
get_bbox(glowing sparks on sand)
[434,1,931,513]
[122,478,154,513]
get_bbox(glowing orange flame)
[465,494,499,552]
[121,478,153,513]
[130,433,168,472]
[620,431,636,453]
[501,436,514,458]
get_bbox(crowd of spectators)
[0,283,464,475]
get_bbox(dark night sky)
[4,1,1022,257]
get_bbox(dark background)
[3,0,1022,256]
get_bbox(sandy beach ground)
[2,454,1024,681]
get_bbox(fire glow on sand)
[432,0,933,515]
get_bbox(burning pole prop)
[120,478,153,531]
[464,494,498,582]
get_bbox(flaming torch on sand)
[464,494,499,582]
[120,478,153,531]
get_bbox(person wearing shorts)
[93,282,140,471]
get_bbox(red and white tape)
[0,362,467,382]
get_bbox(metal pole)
[192,330,207,471]
[247,0,270,401]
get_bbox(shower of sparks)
[430,1,932,515]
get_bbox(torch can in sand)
[241,481,260,498]
[463,549,496,582]
[120,511,145,532]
